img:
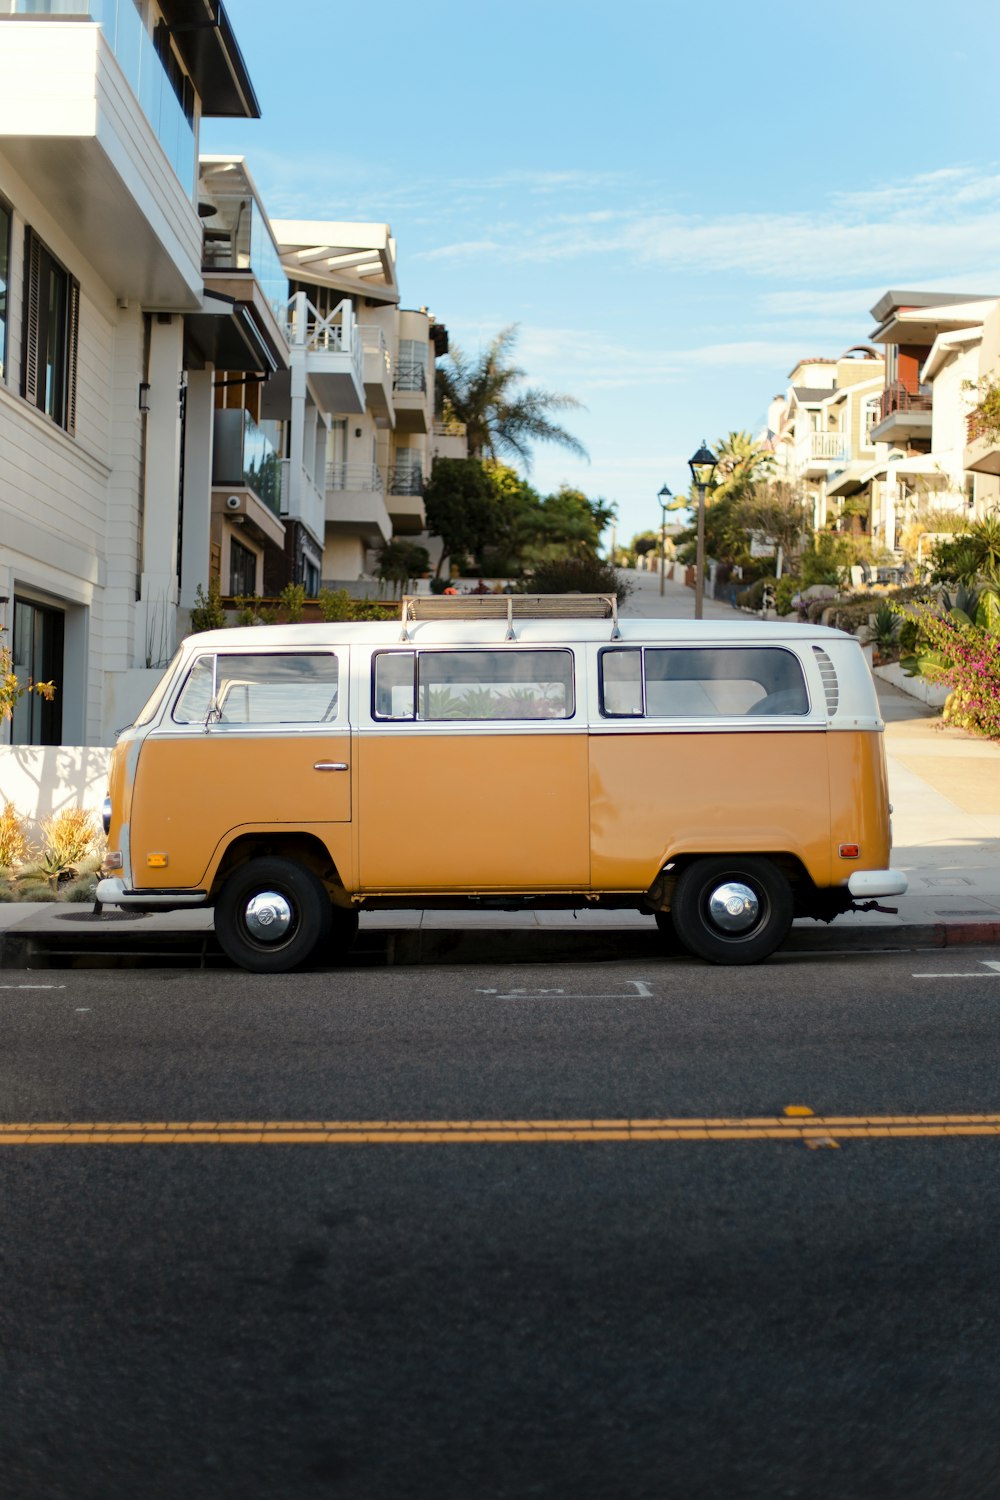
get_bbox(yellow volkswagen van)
[97,594,906,971]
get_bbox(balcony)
[432,419,468,460]
[0,9,203,307]
[965,410,1000,476]
[286,291,364,414]
[870,383,933,446]
[325,462,391,544]
[388,460,426,534]
[797,431,849,477]
[212,408,284,545]
[393,345,430,434]
[359,325,394,425]
[278,457,325,551]
[189,157,291,373]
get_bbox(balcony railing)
[390,464,424,496]
[394,358,427,394]
[286,292,364,387]
[213,408,281,515]
[199,165,287,324]
[433,419,467,438]
[326,462,384,493]
[880,383,933,421]
[6,0,197,191]
[808,433,848,461]
[359,325,391,377]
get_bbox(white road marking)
[913,960,1000,979]
[0,984,67,991]
[475,979,655,1000]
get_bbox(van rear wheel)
[214,857,332,973]
[671,856,793,965]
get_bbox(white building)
[0,0,263,746]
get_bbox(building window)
[0,196,10,383]
[21,229,79,433]
[229,536,258,597]
[863,396,880,447]
[10,597,64,746]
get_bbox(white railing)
[278,457,325,545]
[810,433,849,460]
[326,462,384,492]
[285,292,364,386]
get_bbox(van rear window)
[373,649,574,721]
[173,653,339,725]
[600,647,809,718]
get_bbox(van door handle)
[313,762,348,772]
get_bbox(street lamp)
[656,483,672,596]
[687,441,718,620]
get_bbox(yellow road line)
[1,1115,1000,1145]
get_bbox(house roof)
[272,221,400,305]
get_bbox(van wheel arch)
[210,833,349,907]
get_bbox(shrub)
[774,576,800,616]
[0,801,32,869]
[279,583,307,622]
[528,556,632,603]
[895,603,1000,739]
[188,578,227,633]
[316,589,396,623]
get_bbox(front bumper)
[847,869,908,898]
[96,877,209,909]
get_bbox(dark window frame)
[0,193,11,384]
[21,227,79,433]
[228,536,258,597]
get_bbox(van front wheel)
[214,857,332,973]
[671,856,792,965]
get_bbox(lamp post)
[687,441,718,620]
[656,483,672,596]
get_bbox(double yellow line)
[1,1114,1000,1146]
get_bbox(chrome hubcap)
[244,890,293,943]
[707,881,760,934]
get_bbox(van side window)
[599,647,809,718]
[373,650,574,721]
[646,647,808,717]
[173,653,339,725]
[600,649,643,716]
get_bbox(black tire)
[653,909,683,953]
[671,856,793,965]
[325,905,360,963]
[214,857,332,973]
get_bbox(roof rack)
[399,593,621,642]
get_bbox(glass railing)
[199,175,287,326]
[213,409,282,515]
[5,0,196,192]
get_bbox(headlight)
[102,796,112,835]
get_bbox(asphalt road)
[2,948,1000,1500]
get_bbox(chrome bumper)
[847,869,908,898]
[96,877,209,909]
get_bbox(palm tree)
[710,430,776,503]
[436,325,588,467]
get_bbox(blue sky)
[202,0,1000,546]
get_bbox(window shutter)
[65,277,79,435]
[22,228,40,408]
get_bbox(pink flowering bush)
[897,602,1000,739]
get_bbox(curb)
[0,914,998,971]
